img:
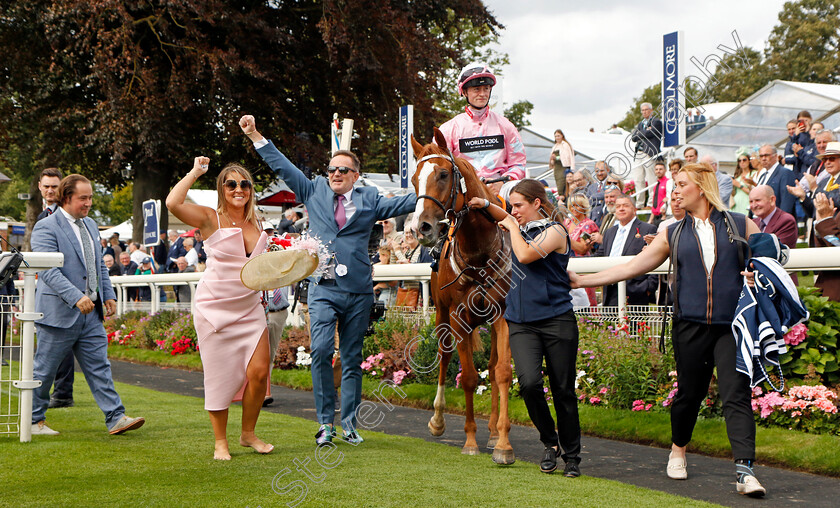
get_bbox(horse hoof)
[492,448,515,465]
[486,436,498,449]
[462,445,481,456]
[428,420,445,437]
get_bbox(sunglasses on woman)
[738,158,749,163]
[224,179,253,190]
[327,166,355,175]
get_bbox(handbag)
[395,287,420,310]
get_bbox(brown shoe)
[109,415,145,435]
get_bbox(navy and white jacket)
[732,257,809,389]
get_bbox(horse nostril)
[419,221,433,235]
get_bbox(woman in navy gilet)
[470,179,581,477]
[572,163,766,497]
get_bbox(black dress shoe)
[262,397,274,408]
[540,447,558,473]
[49,398,74,409]
[563,461,581,478]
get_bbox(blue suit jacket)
[763,165,798,216]
[257,140,416,294]
[31,210,116,328]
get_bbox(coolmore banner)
[399,105,414,188]
[662,31,685,147]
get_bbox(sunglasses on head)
[224,179,252,190]
[327,166,355,175]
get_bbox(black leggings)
[509,312,581,464]
[670,320,755,461]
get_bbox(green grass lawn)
[100,347,840,477]
[0,380,719,508]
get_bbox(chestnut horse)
[408,128,514,465]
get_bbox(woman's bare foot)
[214,439,231,460]
[240,432,274,454]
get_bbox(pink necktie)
[335,194,346,229]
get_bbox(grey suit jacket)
[31,210,116,328]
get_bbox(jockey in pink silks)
[438,62,527,196]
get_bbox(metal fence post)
[13,264,47,442]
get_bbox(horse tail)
[470,329,484,353]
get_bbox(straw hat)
[240,250,318,291]
[816,141,840,160]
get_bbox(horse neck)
[454,208,501,262]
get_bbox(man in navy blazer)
[240,115,416,445]
[30,174,144,436]
[595,195,658,306]
[756,144,797,216]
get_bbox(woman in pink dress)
[166,156,271,460]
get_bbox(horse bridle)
[415,151,469,225]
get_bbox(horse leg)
[428,310,452,437]
[486,327,500,450]
[456,326,480,455]
[490,318,515,465]
[428,346,452,437]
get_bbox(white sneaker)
[736,474,766,497]
[666,452,687,480]
[31,420,60,436]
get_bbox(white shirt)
[609,221,633,257]
[59,207,98,299]
[756,162,779,186]
[185,248,199,267]
[693,215,716,273]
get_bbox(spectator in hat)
[134,256,155,302]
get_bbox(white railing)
[6,246,839,439]
[7,252,64,443]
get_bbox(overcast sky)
[482,0,789,138]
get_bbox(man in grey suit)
[240,115,416,446]
[30,174,145,436]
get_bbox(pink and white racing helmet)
[456,62,497,96]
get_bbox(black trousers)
[509,312,581,464]
[51,350,75,400]
[670,320,755,461]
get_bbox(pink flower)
[645,404,652,411]
[455,372,462,388]
[599,387,608,395]
[589,396,601,405]
[392,370,407,385]
[578,394,585,401]
[783,323,808,346]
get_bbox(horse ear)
[411,135,425,158]
[433,127,448,150]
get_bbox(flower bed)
[101,286,840,436]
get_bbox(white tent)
[687,80,840,166]
[99,219,133,241]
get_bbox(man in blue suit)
[240,115,416,445]
[30,174,145,436]
[756,144,797,216]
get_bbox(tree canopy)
[0,0,511,239]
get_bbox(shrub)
[780,288,840,385]
[141,310,184,350]
[159,313,198,354]
[752,384,839,435]
[575,317,675,409]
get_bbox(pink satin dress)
[193,226,267,411]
